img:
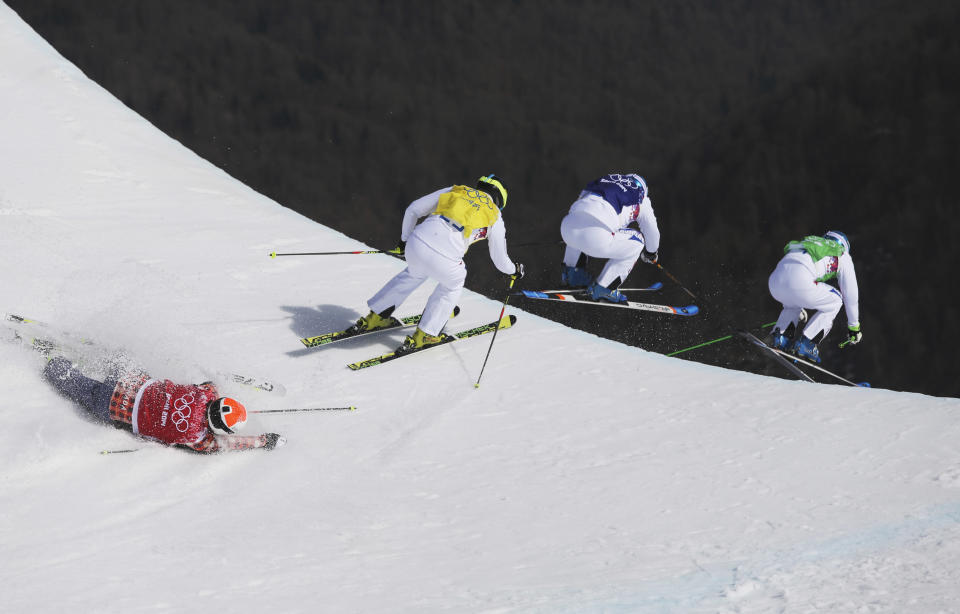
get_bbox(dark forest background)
[8,1,959,397]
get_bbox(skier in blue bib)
[559,173,661,303]
[767,230,862,363]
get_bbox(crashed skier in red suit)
[44,357,285,453]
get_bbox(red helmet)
[206,397,247,434]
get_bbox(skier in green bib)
[352,174,523,353]
[767,230,862,363]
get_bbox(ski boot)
[347,309,397,335]
[768,329,790,351]
[560,264,593,288]
[397,327,450,355]
[769,312,807,351]
[587,281,628,304]
[43,356,76,381]
[791,335,821,363]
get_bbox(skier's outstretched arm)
[184,433,286,454]
[487,217,517,275]
[837,253,860,327]
[636,196,661,254]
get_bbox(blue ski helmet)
[477,174,508,210]
[628,174,648,200]
[824,230,850,254]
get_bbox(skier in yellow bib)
[353,175,524,353]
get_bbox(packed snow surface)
[2,6,959,613]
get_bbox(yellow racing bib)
[433,185,500,242]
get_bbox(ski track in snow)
[3,5,960,613]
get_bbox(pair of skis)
[513,282,699,316]
[300,306,461,348]
[299,280,687,370]
[348,315,517,370]
[738,330,869,387]
[3,313,287,395]
[299,307,518,370]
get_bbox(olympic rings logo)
[170,392,196,432]
[599,174,637,193]
[462,188,494,210]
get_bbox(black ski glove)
[511,261,525,281]
[387,240,406,258]
[845,324,862,346]
[641,249,658,265]
[262,433,287,450]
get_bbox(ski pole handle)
[838,326,863,348]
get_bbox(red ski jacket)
[109,374,266,453]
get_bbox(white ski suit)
[560,174,660,288]
[768,238,860,342]
[368,186,518,336]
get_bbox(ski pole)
[474,276,517,388]
[667,322,776,357]
[251,406,356,413]
[100,449,139,454]
[270,250,383,258]
[656,263,698,301]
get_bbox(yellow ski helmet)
[476,174,508,210]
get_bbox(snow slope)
[2,6,960,613]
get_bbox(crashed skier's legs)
[43,357,114,422]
